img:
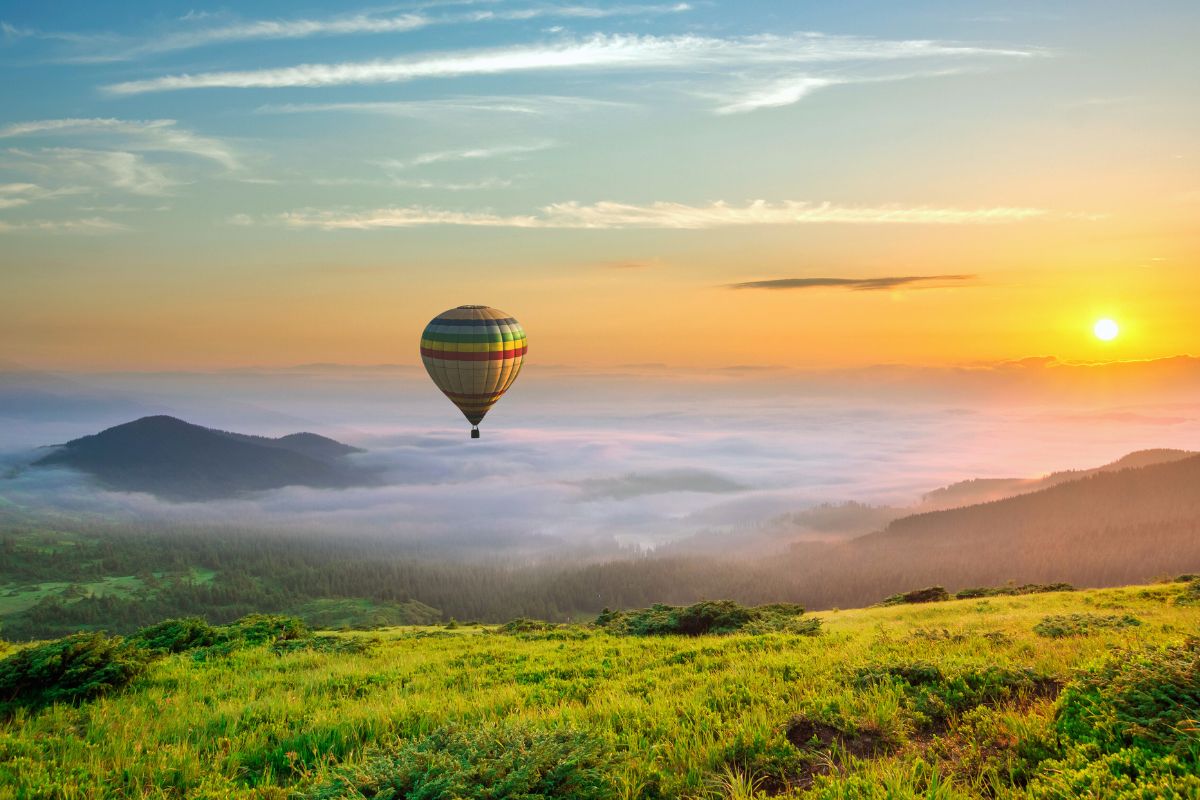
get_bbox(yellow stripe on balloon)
[420,338,527,353]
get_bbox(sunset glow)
[0,2,1196,372]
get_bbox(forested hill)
[5,449,1200,639]
[33,415,369,500]
[789,451,1200,605]
[918,447,1195,509]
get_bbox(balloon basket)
[471,427,480,439]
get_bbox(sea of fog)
[3,360,1199,548]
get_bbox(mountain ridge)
[771,451,1200,607]
[34,415,371,501]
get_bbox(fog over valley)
[5,359,1199,556]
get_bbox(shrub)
[306,720,617,800]
[224,614,308,645]
[498,618,559,634]
[1175,578,1200,606]
[1055,637,1200,759]
[129,617,221,654]
[1026,745,1200,799]
[272,635,377,655]
[130,614,312,660]
[955,583,1074,600]
[1033,613,1141,638]
[0,633,152,714]
[875,587,950,606]
[853,663,1060,725]
[595,600,817,637]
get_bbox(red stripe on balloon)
[442,391,506,400]
[420,346,527,361]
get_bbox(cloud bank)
[4,362,1199,552]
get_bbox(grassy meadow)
[2,581,1199,799]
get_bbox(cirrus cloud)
[102,32,1038,98]
[270,200,1053,231]
[0,118,240,170]
[728,275,977,291]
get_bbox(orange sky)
[1,2,1197,372]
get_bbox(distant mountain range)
[918,448,1197,509]
[34,416,372,500]
[775,449,1200,607]
[670,448,1197,555]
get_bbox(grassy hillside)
[3,581,1199,799]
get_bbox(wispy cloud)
[271,200,1052,230]
[715,77,841,114]
[0,180,89,208]
[102,32,1037,96]
[0,182,37,209]
[45,3,692,62]
[727,275,977,291]
[255,95,632,117]
[0,216,129,234]
[712,68,973,114]
[4,148,177,196]
[378,141,554,170]
[465,3,692,22]
[108,12,430,58]
[390,177,514,190]
[1,20,29,42]
[0,119,239,170]
[0,20,115,46]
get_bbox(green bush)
[1055,637,1200,759]
[306,720,617,799]
[0,633,152,714]
[955,583,1074,600]
[1026,745,1200,799]
[130,614,311,660]
[224,613,308,645]
[129,617,221,653]
[272,635,377,655]
[596,600,817,637]
[1175,578,1200,606]
[853,663,1060,725]
[1033,613,1142,638]
[875,587,950,606]
[498,618,559,634]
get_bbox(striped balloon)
[420,305,527,437]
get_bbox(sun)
[1093,318,1120,341]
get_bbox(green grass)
[292,598,442,630]
[1,583,1198,799]
[0,569,216,619]
[0,575,149,616]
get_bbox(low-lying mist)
[3,357,1199,559]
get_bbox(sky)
[0,0,1197,371]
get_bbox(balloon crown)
[456,304,488,309]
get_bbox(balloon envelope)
[420,305,526,430]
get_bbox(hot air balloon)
[420,305,526,438]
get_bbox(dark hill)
[919,448,1195,510]
[34,416,370,500]
[784,452,1200,608]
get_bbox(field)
[2,581,1199,799]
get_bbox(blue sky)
[1,1,1197,370]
